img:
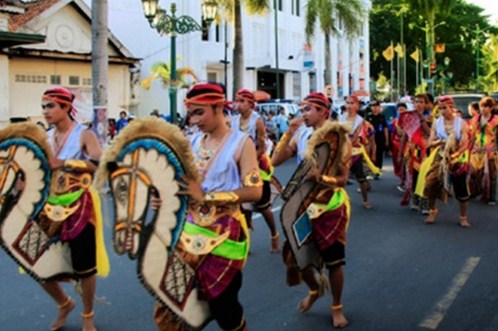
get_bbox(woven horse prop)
[280,121,348,271]
[0,123,77,281]
[95,118,210,330]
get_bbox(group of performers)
[1,82,496,331]
[392,94,497,227]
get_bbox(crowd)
[2,84,497,331]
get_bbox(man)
[154,82,262,331]
[232,89,280,252]
[41,87,109,331]
[416,95,471,227]
[272,92,351,328]
[469,96,498,204]
[339,95,377,209]
[391,103,408,191]
[274,106,289,141]
[366,100,389,177]
[398,94,431,213]
[115,110,128,134]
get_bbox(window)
[69,76,80,86]
[207,72,217,82]
[308,72,316,93]
[50,75,61,85]
[15,74,47,83]
[215,24,220,42]
[82,78,92,86]
[291,0,300,16]
[274,0,282,11]
[292,72,301,99]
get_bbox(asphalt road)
[1,157,497,331]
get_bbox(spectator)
[116,110,128,133]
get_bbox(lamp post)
[141,0,217,125]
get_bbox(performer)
[391,103,408,191]
[398,94,431,213]
[272,92,352,328]
[41,87,109,331]
[339,95,379,209]
[366,100,389,176]
[232,89,280,253]
[469,97,498,204]
[154,82,262,331]
[416,95,471,227]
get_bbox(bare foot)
[298,291,319,313]
[459,216,471,228]
[331,305,349,329]
[270,233,280,253]
[81,311,97,331]
[424,209,438,224]
[51,297,75,331]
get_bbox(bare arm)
[255,117,267,157]
[179,138,262,204]
[271,117,303,166]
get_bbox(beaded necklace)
[195,129,231,173]
[53,122,75,157]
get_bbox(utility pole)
[91,0,108,146]
[274,0,280,99]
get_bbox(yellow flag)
[394,43,404,58]
[410,49,420,63]
[382,44,394,61]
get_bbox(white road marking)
[253,205,282,220]
[419,257,481,330]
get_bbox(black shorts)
[68,222,96,278]
[321,241,346,270]
[351,157,366,182]
[255,180,271,211]
[451,173,470,202]
[209,271,246,331]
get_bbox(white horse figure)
[96,117,211,330]
[0,123,73,281]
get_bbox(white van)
[256,101,300,118]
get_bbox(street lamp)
[141,0,217,125]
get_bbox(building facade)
[174,0,371,104]
[0,0,140,126]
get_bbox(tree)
[304,0,365,86]
[215,0,270,98]
[140,62,199,90]
[370,0,498,93]
[406,0,456,80]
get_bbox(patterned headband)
[302,92,330,111]
[185,83,226,106]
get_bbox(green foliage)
[305,0,364,43]
[370,0,498,94]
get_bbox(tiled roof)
[9,0,61,31]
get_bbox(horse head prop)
[0,123,75,281]
[96,117,211,329]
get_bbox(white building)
[107,0,371,118]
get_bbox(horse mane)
[94,117,200,188]
[0,122,52,157]
[303,120,350,173]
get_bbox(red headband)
[347,95,360,104]
[185,83,226,106]
[236,89,255,104]
[302,92,330,111]
[438,95,454,106]
[42,87,77,114]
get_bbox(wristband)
[203,191,239,205]
[320,175,337,185]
